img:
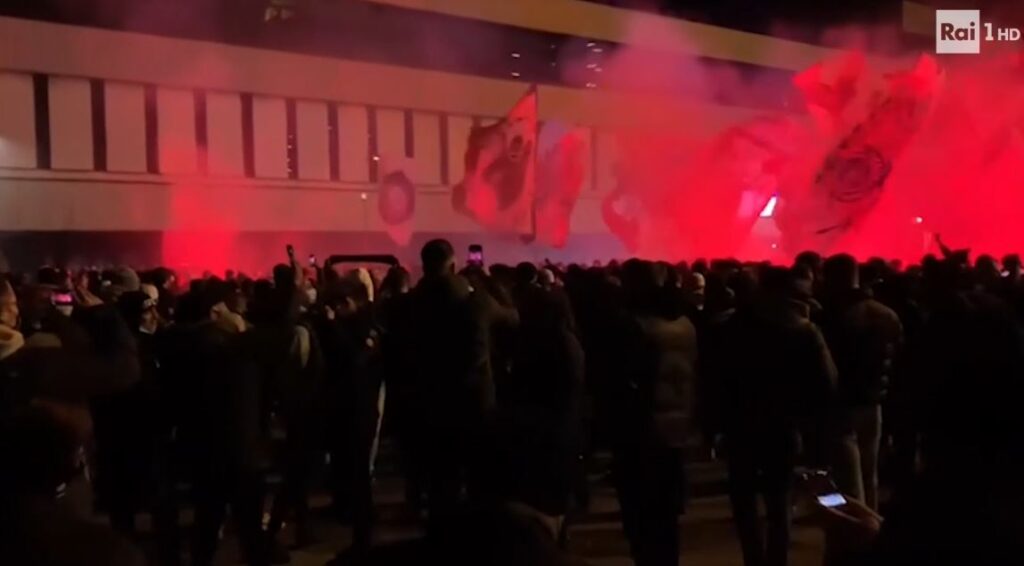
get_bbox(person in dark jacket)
[813,276,1024,566]
[608,259,699,566]
[0,407,147,566]
[495,272,585,520]
[86,291,182,565]
[819,254,902,511]
[317,275,382,557]
[160,282,272,566]
[405,239,518,538]
[714,266,837,566]
[376,267,423,508]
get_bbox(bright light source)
[771,243,779,249]
[759,195,778,218]
[913,216,924,224]
[360,192,368,201]
[511,71,521,78]
[511,52,521,58]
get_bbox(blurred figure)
[819,255,902,511]
[318,275,380,558]
[89,291,179,563]
[713,266,836,566]
[0,407,147,566]
[405,239,517,538]
[608,259,698,566]
[496,260,584,524]
[160,281,273,566]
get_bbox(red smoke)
[603,46,1024,263]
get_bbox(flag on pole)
[454,87,538,234]
[535,124,588,248]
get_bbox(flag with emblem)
[453,87,538,234]
[377,156,416,246]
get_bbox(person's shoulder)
[851,297,902,328]
[777,311,826,344]
[5,501,148,566]
[71,520,148,566]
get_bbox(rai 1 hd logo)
[936,10,1021,54]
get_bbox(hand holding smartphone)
[799,469,848,508]
[467,244,484,267]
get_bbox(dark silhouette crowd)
[1,238,1023,566]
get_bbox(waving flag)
[378,156,416,246]
[454,87,538,234]
[777,54,940,252]
[602,185,643,254]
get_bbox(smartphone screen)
[816,493,848,508]
[51,292,74,306]
[467,244,484,266]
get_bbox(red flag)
[777,54,940,252]
[535,128,587,248]
[455,88,538,234]
[793,52,864,134]
[602,185,643,254]
[378,156,416,246]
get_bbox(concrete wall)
[0,15,781,268]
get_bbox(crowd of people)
[1,237,1023,566]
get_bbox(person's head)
[18,284,58,331]
[1002,253,1021,278]
[199,278,245,332]
[822,253,859,292]
[421,239,456,277]
[704,272,735,315]
[727,269,758,308]
[272,263,294,290]
[620,259,660,314]
[659,261,681,289]
[514,262,539,286]
[36,267,68,289]
[379,266,411,300]
[539,268,557,289]
[150,267,177,292]
[322,277,365,319]
[757,265,799,303]
[348,268,375,304]
[103,266,141,302]
[118,290,159,334]
[0,278,19,330]
[224,282,248,316]
[683,271,706,311]
[0,407,79,498]
[974,254,1001,287]
[794,250,823,279]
